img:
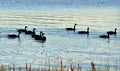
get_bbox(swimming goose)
[25,28,36,35]
[78,27,89,34]
[99,33,110,39]
[31,28,36,37]
[66,24,77,32]
[34,31,46,41]
[8,31,21,38]
[18,26,27,32]
[107,28,117,35]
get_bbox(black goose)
[31,28,36,37]
[34,31,46,41]
[18,26,27,32]
[66,24,77,32]
[8,31,21,38]
[99,33,110,39]
[25,28,35,35]
[40,32,46,41]
[78,27,89,34]
[107,28,117,35]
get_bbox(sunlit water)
[0,8,120,70]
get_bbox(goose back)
[8,32,21,38]
[25,28,35,35]
[18,26,27,32]
[78,27,89,34]
[107,28,117,35]
[66,24,77,32]
[34,31,46,41]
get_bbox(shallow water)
[0,9,120,69]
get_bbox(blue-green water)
[0,8,120,70]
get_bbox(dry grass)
[0,60,119,71]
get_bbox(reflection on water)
[0,9,120,69]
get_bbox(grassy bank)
[0,59,119,71]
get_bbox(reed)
[1,64,5,71]
[60,58,62,71]
[37,67,40,71]
[91,62,96,71]
[0,61,119,71]
[26,63,28,71]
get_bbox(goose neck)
[87,28,89,33]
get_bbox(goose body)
[34,31,46,41]
[25,31,33,35]
[35,35,46,41]
[18,26,27,32]
[107,28,117,35]
[99,34,110,39]
[25,28,36,35]
[31,28,36,37]
[78,27,89,34]
[8,32,21,38]
[66,24,77,32]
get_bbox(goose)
[107,28,117,35]
[34,31,46,41]
[78,27,89,34]
[40,32,46,41]
[18,26,27,32]
[33,31,43,38]
[99,33,110,39]
[31,28,36,37]
[8,31,21,38]
[25,28,36,35]
[66,24,77,32]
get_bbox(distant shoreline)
[0,7,119,14]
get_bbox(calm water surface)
[0,9,120,69]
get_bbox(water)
[0,8,120,69]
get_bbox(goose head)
[25,26,28,30]
[25,26,27,28]
[87,27,89,32]
[75,24,77,25]
[33,28,36,31]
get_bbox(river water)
[0,8,120,70]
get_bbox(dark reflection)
[35,40,45,48]
[107,39,110,43]
[87,34,89,37]
[35,40,46,43]
[99,33,110,39]
[7,36,20,39]
[115,34,117,37]
[7,36,21,43]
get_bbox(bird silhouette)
[107,28,117,35]
[34,31,46,41]
[17,26,27,33]
[78,27,89,34]
[99,33,110,39]
[8,31,21,39]
[66,24,77,32]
